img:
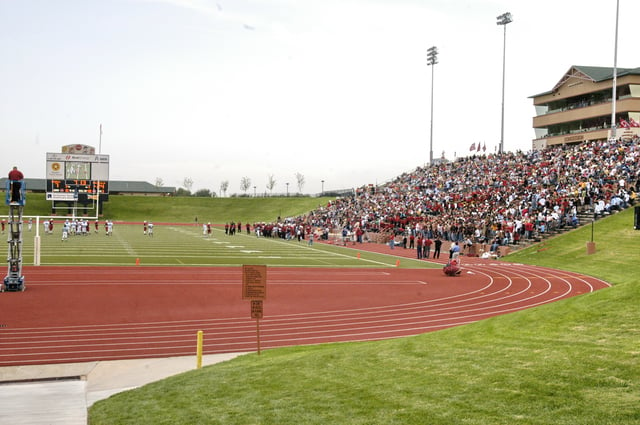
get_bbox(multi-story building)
[530,65,640,149]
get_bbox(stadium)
[2,2,640,424]
[1,128,638,424]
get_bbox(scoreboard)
[46,152,109,201]
[47,179,108,195]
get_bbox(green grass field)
[25,222,437,269]
[13,193,437,269]
[10,195,640,425]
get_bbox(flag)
[629,117,640,128]
[619,119,630,129]
[100,123,103,135]
[482,142,486,152]
[469,142,476,151]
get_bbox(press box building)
[530,65,640,149]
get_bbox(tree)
[266,174,276,194]
[220,180,229,197]
[154,177,164,187]
[183,177,194,193]
[295,172,305,194]
[240,177,252,195]
[194,188,213,197]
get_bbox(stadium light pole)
[497,12,512,155]
[610,0,620,140]
[427,46,438,166]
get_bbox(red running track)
[0,261,610,367]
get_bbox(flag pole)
[97,123,103,218]
[610,0,620,140]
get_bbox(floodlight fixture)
[427,46,438,66]
[496,12,512,26]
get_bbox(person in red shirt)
[8,166,24,203]
[424,237,433,259]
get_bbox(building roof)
[0,178,175,194]
[1,178,47,191]
[530,65,640,98]
[109,180,175,193]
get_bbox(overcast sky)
[1,0,637,194]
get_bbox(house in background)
[530,65,640,149]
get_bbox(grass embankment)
[103,195,335,224]
[89,207,640,425]
[10,193,334,224]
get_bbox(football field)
[19,222,439,268]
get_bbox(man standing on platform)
[8,166,24,203]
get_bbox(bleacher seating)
[298,137,639,254]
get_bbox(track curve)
[0,263,610,366]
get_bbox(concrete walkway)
[0,353,245,425]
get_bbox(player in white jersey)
[62,222,69,241]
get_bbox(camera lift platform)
[3,180,26,292]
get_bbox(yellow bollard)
[135,258,140,266]
[357,252,361,259]
[395,259,400,267]
[196,330,203,369]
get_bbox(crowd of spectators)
[297,136,639,250]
